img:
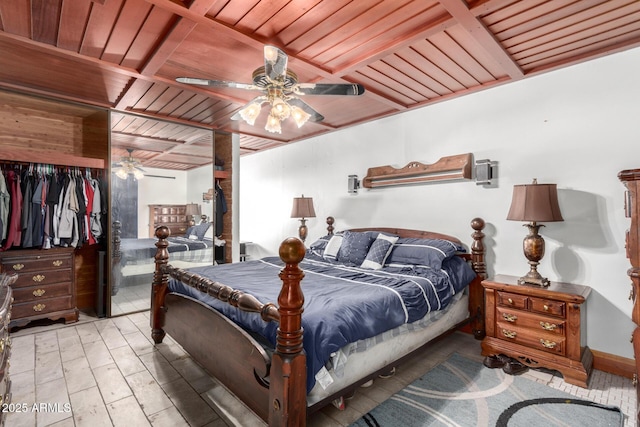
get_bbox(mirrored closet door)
[109,112,215,316]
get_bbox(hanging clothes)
[215,181,227,236]
[1,170,22,251]
[0,171,8,242]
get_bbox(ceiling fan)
[176,45,365,134]
[113,148,145,180]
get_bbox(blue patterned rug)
[350,353,623,427]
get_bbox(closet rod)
[0,147,105,169]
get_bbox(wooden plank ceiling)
[0,0,639,170]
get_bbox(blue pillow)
[184,226,195,238]
[361,233,399,270]
[337,231,374,266]
[191,222,211,240]
[386,238,465,269]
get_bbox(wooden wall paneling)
[215,131,233,263]
[0,89,109,313]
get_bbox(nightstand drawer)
[496,307,565,336]
[496,324,565,356]
[496,291,528,309]
[530,297,565,318]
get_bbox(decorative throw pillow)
[336,231,374,266]
[386,238,465,269]
[361,233,399,270]
[184,226,195,238]
[323,234,343,261]
[191,222,211,240]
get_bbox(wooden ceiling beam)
[439,0,524,79]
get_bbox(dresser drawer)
[1,254,73,273]
[496,307,565,336]
[530,297,565,318]
[496,291,528,310]
[496,323,566,356]
[12,296,73,319]
[12,282,73,302]
[9,269,72,289]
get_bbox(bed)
[111,220,216,296]
[150,217,487,425]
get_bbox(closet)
[0,89,109,320]
[619,168,640,425]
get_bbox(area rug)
[350,353,623,427]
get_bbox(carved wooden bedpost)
[151,226,170,344]
[470,217,487,340]
[269,237,307,426]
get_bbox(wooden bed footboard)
[150,218,486,426]
[151,226,307,425]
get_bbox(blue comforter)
[168,252,474,392]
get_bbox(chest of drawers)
[481,274,592,387]
[0,248,78,329]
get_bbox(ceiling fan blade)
[287,98,324,123]
[176,77,256,91]
[264,45,288,81]
[294,83,365,96]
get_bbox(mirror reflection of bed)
[110,164,216,316]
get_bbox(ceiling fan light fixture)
[114,148,145,180]
[291,105,311,128]
[115,168,128,180]
[133,168,144,180]
[271,97,290,120]
[264,46,279,63]
[265,113,282,134]
[239,102,262,125]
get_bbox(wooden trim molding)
[591,348,635,379]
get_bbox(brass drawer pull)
[52,260,63,267]
[540,321,557,331]
[502,313,517,322]
[12,263,24,271]
[540,339,557,349]
[543,304,549,311]
[507,298,513,304]
[502,329,517,339]
[33,303,46,312]
[33,289,46,297]
[32,274,46,282]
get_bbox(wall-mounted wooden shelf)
[362,153,473,188]
[0,147,105,169]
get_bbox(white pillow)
[361,234,399,270]
[322,235,343,261]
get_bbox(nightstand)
[481,274,593,387]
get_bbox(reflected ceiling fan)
[113,148,145,180]
[176,45,365,134]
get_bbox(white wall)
[136,166,213,238]
[239,46,640,359]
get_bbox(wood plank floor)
[6,311,637,426]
